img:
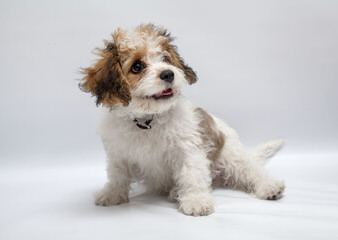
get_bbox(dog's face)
[80,24,197,114]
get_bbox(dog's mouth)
[151,88,174,100]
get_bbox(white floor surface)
[1,154,338,240]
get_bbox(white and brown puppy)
[80,24,285,216]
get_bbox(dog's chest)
[122,125,180,163]
[101,117,182,164]
[99,102,198,168]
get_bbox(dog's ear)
[159,28,197,85]
[80,42,131,107]
[169,46,197,85]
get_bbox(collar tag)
[133,116,153,130]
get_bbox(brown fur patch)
[160,36,197,84]
[80,24,197,107]
[80,30,132,107]
[195,108,225,161]
[137,24,197,84]
[80,44,131,106]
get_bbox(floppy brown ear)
[80,42,131,106]
[171,49,198,85]
[158,28,198,84]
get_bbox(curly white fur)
[85,24,285,216]
[95,98,285,216]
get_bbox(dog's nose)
[159,70,174,83]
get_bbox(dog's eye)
[162,55,171,63]
[131,60,145,74]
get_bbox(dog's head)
[80,24,197,114]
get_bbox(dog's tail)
[251,139,284,164]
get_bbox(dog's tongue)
[154,88,173,97]
[161,88,173,96]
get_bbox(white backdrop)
[1,0,337,159]
[1,1,338,240]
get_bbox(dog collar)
[133,115,154,130]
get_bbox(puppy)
[80,24,285,216]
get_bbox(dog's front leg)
[95,157,130,206]
[174,152,214,216]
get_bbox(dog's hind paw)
[255,180,285,200]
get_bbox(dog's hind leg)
[213,121,285,200]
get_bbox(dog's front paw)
[255,179,285,200]
[95,188,129,206]
[178,193,214,216]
